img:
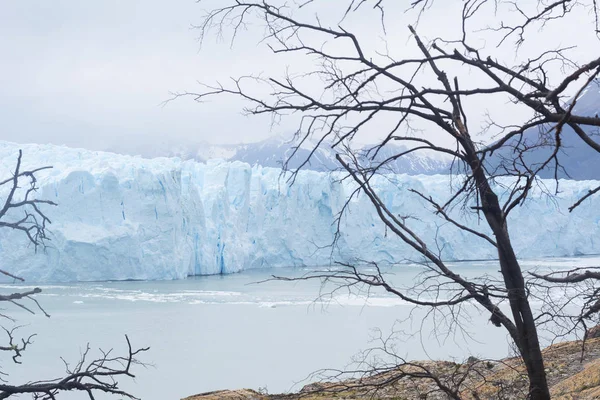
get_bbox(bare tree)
[0,150,148,399]
[530,266,600,343]
[183,1,600,399]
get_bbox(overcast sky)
[0,0,276,155]
[1,1,597,156]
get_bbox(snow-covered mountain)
[487,81,600,180]
[101,82,600,179]
[195,135,341,171]
[192,135,451,175]
[573,80,600,117]
[153,83,600,180]
[0,140,599,282]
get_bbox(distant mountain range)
[488,81,600,180]
[107,83,599,180]
[192,135,452,175]
[200,82,599,179]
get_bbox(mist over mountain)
[101,83,599,180]
[486,81,600,181]
[124,134,452,175]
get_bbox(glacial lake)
[3,256,598,400]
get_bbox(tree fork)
[464,141,550,399]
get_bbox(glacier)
[0,140,599,283]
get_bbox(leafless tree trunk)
[183,1,600,398]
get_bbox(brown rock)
[586,325,600,339]
[183,338,600,400]
[183,389,265,400]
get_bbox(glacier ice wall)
[0,141,599,282]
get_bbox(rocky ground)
[184,336,600,400]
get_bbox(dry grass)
[184,338,600,400]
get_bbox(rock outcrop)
[184,337,600,399]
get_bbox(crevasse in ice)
[0,141,598,282]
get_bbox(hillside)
[185,337,600,400]
[486,81,600,181]
[193,135,451,175]
[100,83,600,180]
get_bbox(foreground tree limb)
[0,335,149,400]
[0,150,148,399]
[190,1,600,399]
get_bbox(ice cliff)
[0,141,599,282]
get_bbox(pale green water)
[2,257,596,399]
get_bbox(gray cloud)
[0,0,282,155]
[1,1,597,156]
